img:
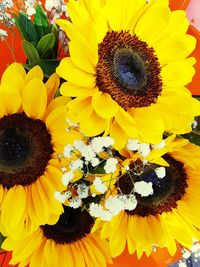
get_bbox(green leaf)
[24,59,60,77]
[182,132,200,146]
[0,233,5,248]
[23,40,40,63]
[14,13,39,45]
[34,5,52,38]
[37,33,55,56]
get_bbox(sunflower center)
[118,155,188,217]
[41,206,94,244]
[96,31,162,110]
[0,113,53,189]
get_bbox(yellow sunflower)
[56,0,200,149]
[2,206,112,267]
[0,63,76,237]
[92,137,200,258]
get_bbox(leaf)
[23,40,40,63]
[14,13,39,45]
[0,233,5,248]
[34,5,52,38]
[182,132,200,146]
[37,33,55,56]
[24,59,60,77]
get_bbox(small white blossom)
[0,29,8,40]
[105,196,124,215]
[103,136,114,147]
[119,195,138,211]
[153,140,166,150]
[54,192,66,203]
[104,158,118,173]
[192,120,198,129]
[27,6,36,16]
[182,248,191,259]
[69,197,82,209]
[155,167,166,179]
[191,243,200,253]
[64,144,74,158]
[61,166,67,173]
[62,171,74,186]
[81,145,96,161]
[73,140,85,152]
[91,137,104,153]
[127,139,140,151]
[91,157,100,167]
[138,143,151,157]
[134,181,153,197]
[93,177,107,194]
[70,159,83,171]
[77,183,89,199]
[63,191,72,199]
[89,203,112,221]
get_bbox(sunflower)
[56,0,200,149]
[92,137,200,259]
[2,206,112,267]
[0,63,75,237]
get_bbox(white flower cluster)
[45,0,68,22]
[127,138,166,158]
[89,194,138,221]
[0,0,14,28]
[63,136,115,170]
[0,29,8,40]
[25,0,37,16]
[54,182,89,209]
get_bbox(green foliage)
[24,60,60,77]
[0,233,5,249]
[34,5,52,38]
[37,33,56,56]
[23,40,40,63]
[14,4,60,77]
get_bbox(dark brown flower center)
[96,31,162,110]
[41,206,94,244]
[0,113,53,189]
[118,155,188,217]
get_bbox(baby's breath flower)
[155,167,166,179]
[104,158,118,173]
[134,181,153,197]
[93,177,107,194]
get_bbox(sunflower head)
[92,137,200,258]
[2,206,112,267]
[0,63,73,237]
[56,0,200,149]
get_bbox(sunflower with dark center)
[0,63,75,237]
[94,136,200,258]
[56,0,200,149]
[2,206,112,267]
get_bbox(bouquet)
[0,0,200,266]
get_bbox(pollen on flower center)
[96,31,162,110]
[41,206,94,244]
[118,155,188,217]
[0,113,54,189]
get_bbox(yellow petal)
[110,119,128,150]
[24,66,44,84]
[60,82,97,97]
[22,77,47,119]
[1,186,27,233]
[0,84,22,116]
[132,106,165,144]
[80,110,109,136]
[92,91,119,119]
[155,34,196,65]
[134,5,171,45]
[161,58,196,87]
[115,108,138,139]
[57,58,96,88]
[44,96,70,118]
[45,73,60,103]
[1,64,25,95]
[69,41,96,73]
